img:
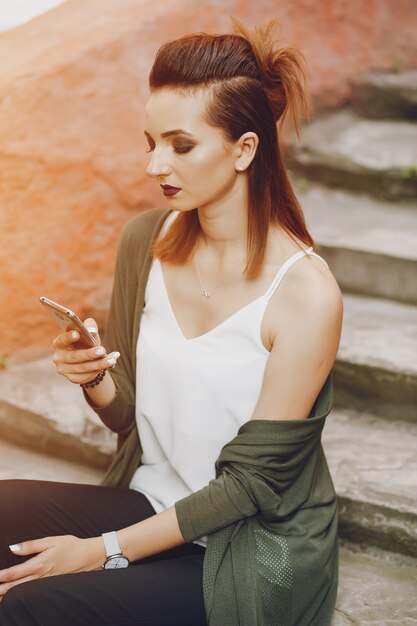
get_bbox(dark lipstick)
[161,184,181,197]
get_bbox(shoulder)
[288,253,341,312]
[271,251,343,354]
[252,252,343,421]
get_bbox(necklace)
[194,252,245,298]
[194,254,223,298]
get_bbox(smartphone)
[39,296,99,349]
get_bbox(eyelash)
[145,146,193,155]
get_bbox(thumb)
[9,539,47,556]
[83,318,101,343]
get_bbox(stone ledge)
[286,109,417,201]
[323,409,417,556]
[0,437,103,484]
[297,182,417,305]
[332,542,417,625]
[334,294,417,421]
[351,70,417,121]
[0,357,116,469]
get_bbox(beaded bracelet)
[80,369,106,389]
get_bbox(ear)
[235,132,259,169]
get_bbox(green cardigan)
[86,208,339,626]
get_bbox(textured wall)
[1,0,416,357]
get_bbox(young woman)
[0,17,343,626]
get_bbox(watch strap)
[102,531,122,557]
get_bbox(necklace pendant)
[201,289,211,298]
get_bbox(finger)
[9,539,47,558]
[57,352,120,383]
[83,318,101,341]
[0,542,47,585]
[0,574,38,599]
[52,329,82,350]
[59,351,120,373]
[55,344,108,366]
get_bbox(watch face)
[104,555,130,569]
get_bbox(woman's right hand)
[51,317,121,386]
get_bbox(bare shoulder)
[285,253,343,317]
[264,248,343,351]
[252,250,343,421]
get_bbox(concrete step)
[286,109,417,201]
[335,294,417,423]
[0,437,103,484]
[322,409,417,558]
[351,69,417,121]
[297,182,417,305]
[0,357,117,469]
[332,542,417,625]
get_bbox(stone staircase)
[1,69,416,624]
[287,69,417,623]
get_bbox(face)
[144,88,244,213]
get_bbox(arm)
[0,507,185,598]
[175,270,343,541]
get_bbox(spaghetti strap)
[264,247,329,301]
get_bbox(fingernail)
[107,358,116,366]
[95,347,106,356]
[71,332,79,340]
[110,352,121,359]
[87,326,97,334]
[9,544,21,552]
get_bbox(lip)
[161,184,181,197]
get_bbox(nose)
[145,149,171,179]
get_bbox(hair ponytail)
[230,17,309,138]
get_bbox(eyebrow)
[144,129,194,139]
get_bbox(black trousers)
[0,480,207,626]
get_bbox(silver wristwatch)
[102,531,130,569]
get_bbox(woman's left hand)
[0,535,103,600]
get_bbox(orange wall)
[1,0,416,358]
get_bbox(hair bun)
[231,17,309,137]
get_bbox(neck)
[196,201,248,262]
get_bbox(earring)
[237,165,244,171]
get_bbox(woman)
[0,17,343,626]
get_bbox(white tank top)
[129,211,328,546]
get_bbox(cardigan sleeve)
[82,219,139,439]
[175,372,333,542]
[82,208,170,443]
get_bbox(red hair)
[149,17,313,278]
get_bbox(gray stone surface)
[333,543,417,625]
[300,184,417,259]
[323,409,417,556]
[287,109,417,200]
[352,70,417,120]
[339,294,417,376]
[0,437,103,483]
[0,357,116,468]
[297,182,417,304]
[334,294,417,422]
